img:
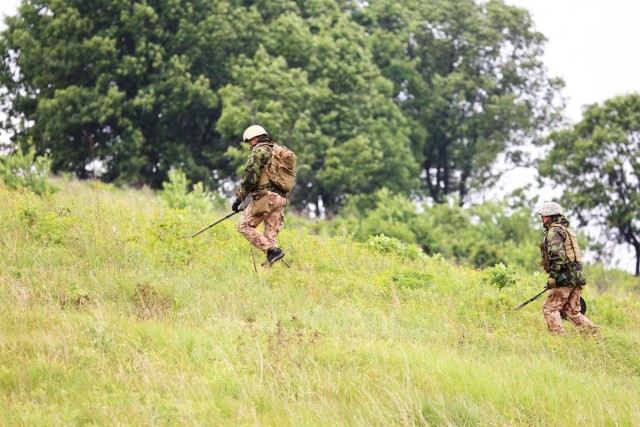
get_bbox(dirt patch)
[133,283,174,320]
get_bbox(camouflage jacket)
[236,136,287,200]
[236,138,272,200]
[541,216,587,287]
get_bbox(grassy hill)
[1,179,639,425]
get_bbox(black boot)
[266,247,285,265]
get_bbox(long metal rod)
[184,211,237,239]
[514,288,548,311]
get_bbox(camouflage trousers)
[237,191,287,252]
[542,286,598,335]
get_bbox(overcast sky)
[507,0,640,122]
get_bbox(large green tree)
[217,1,419,214]
[2,0,566,216]
[539,94,640,276]
[0,0,256,187]
[349,0,564,204]
[1,0,419,212]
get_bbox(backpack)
[265,143,297,192]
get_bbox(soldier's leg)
[542,287,572,334]
[262,193,287,249]
[237,200,271,251]
[564,286,599,333]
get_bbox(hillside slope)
[1,180,639,425]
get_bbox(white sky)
[507,0,640,123]
[0,1,19,29]
[2,0,638,271]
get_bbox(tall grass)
[1,179,639,426]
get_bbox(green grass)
[1,179,639,426]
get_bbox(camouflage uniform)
[236,136,287,253]
[540,216,598,334]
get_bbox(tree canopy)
[1,0,562,214]
[349,0,564,204]
[0,0,257,188]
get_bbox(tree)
[0,0,256,188]
[1,0,565,216]
[1,0,419,213]
[539,94,640,276]
[217,3,419,214]
[349,0,564,205]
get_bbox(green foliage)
[1,0,567,216]
[539,93,640,275]
[20,206,77,245]
[585,264,640,294]
[467,201,541,270]
[0,145,56,195]
[16,191,78,245]
[337,188,419,243]
[145,209,197,266]
[350,0,564,204]
[365,234,428,262]
[483,263,519,290]
[391,269,435,290]
[0,0,254,187]
[160,169,223,214]
[217,14,418,213]
[333,191,540,270]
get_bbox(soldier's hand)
[546,277,556,289]
[231,198,241,213]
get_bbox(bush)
[366,234,428,262]
[469,240,504,268]
[338,189,418,243]
[0,145,55,195]
[160,169,224,214]
[483,262,518,290]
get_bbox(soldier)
[537,201,599,335]
[231,125,294,266]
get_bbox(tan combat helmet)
[242,125,268,143]
[537,201,564,217]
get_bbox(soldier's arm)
[546,227,567,279]
[237,146,271,199]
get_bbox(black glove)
[231,198,241,212]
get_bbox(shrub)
[366,234,428,261]
[160,169,223,214]
[0,145,55,195]
[483,262,518,290]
